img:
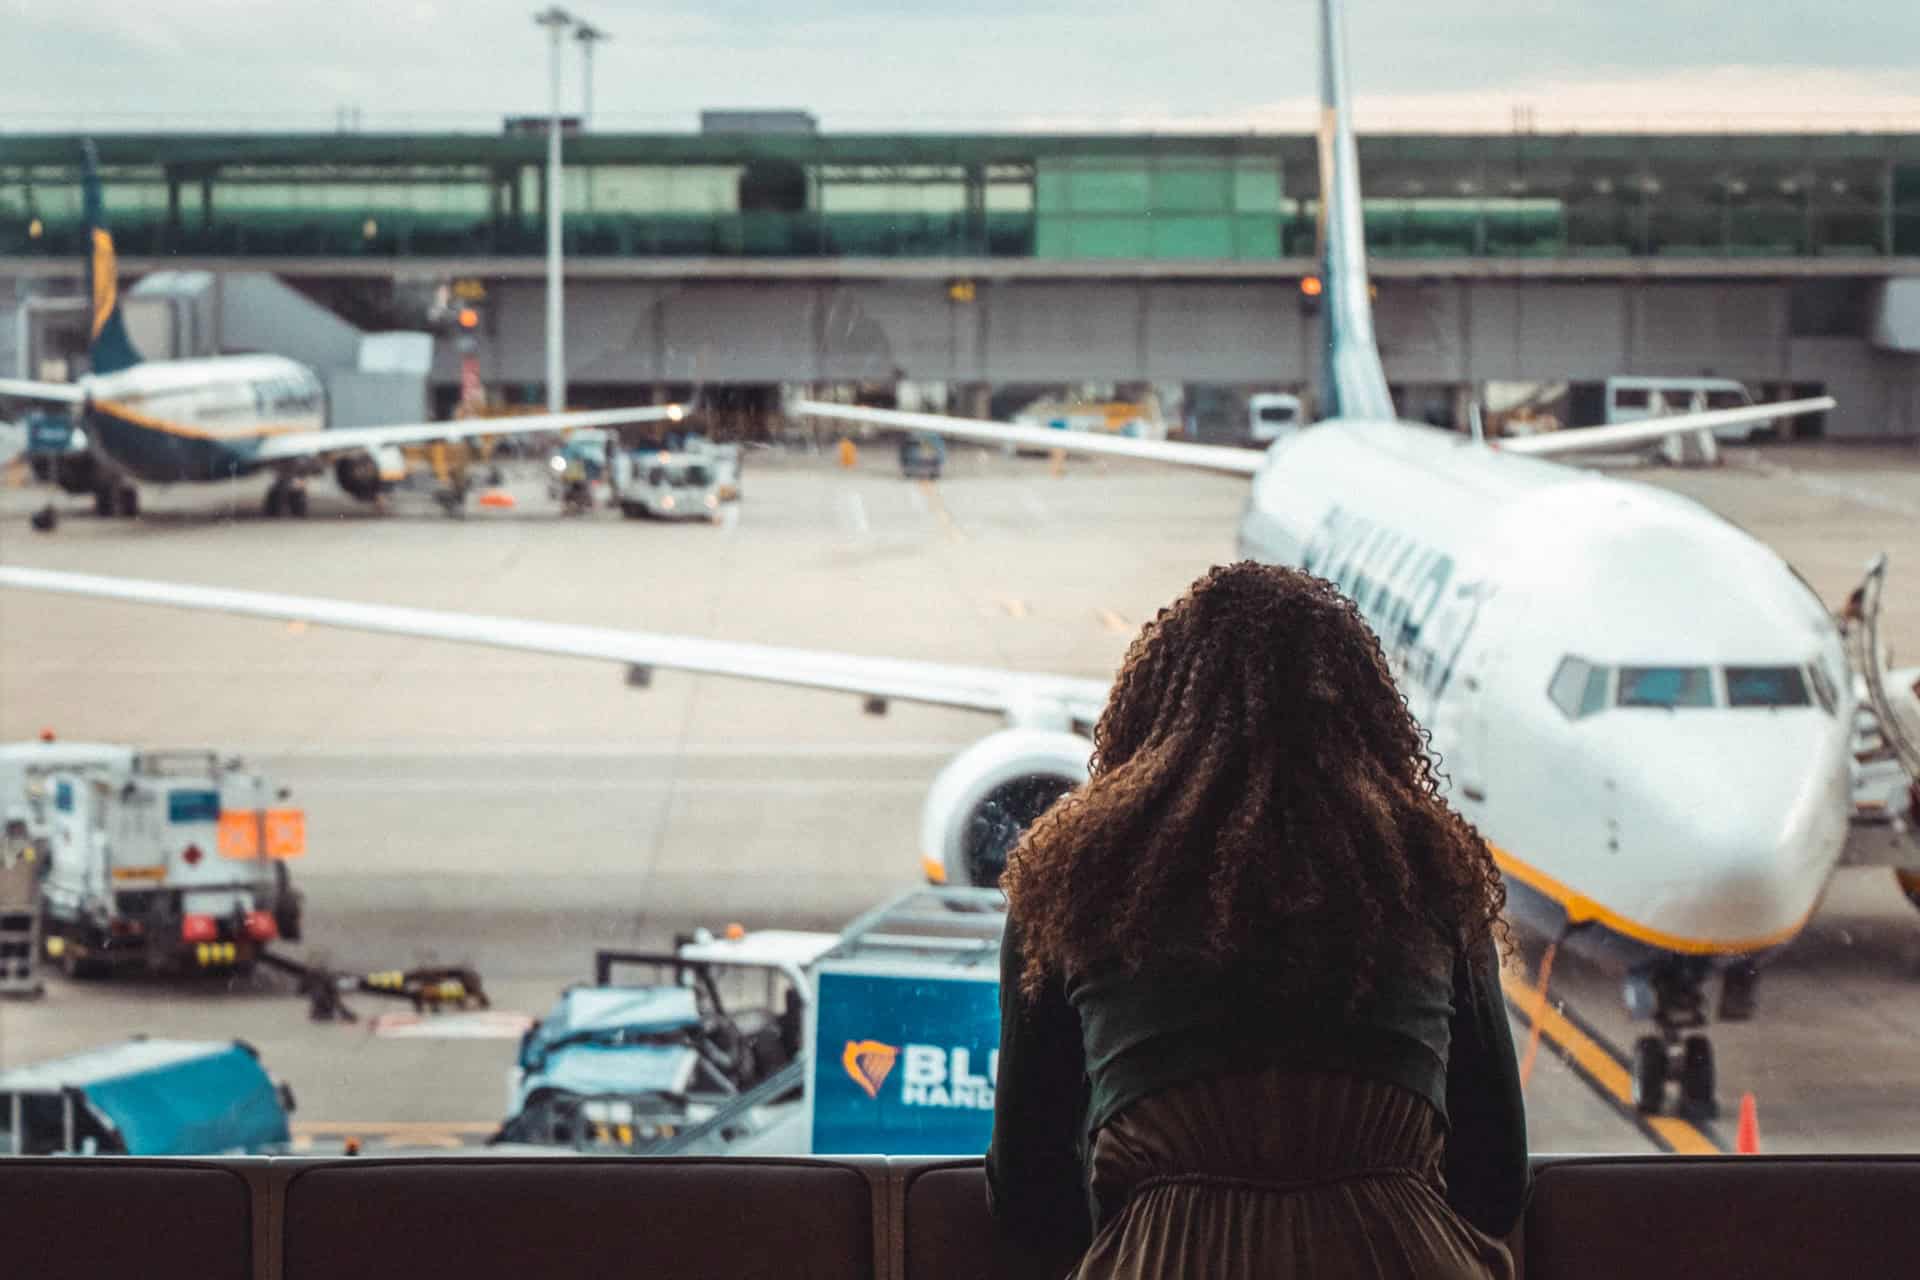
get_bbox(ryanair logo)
[842,1039,998,1111]
[842,1039,899,1099]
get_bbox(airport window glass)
[1726,666,1811,708]
[1617,666,1714,709]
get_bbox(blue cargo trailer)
[0,1038,293,1155]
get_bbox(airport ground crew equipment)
[494,933,829,1153]
[0,1038,293,1155]
[806,887,1005,1155]
[0,835,43,997]
[4,743,305,979]
[256,950,491,1022]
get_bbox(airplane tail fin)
[80,141,143,377]
[1315,0,1393,421]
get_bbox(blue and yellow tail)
[81,141,143,377]
[1315,0,1393,422]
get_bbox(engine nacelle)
[333,452,382,501]
[920,729,1092,888]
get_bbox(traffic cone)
[1735,1092,1761,1155]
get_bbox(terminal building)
[3,125,1918,436]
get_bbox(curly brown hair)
[1000,560,1506,1004]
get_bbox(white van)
[1247,392,1304,445]
[1604,377,1776,444]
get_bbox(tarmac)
[0,437,1916,1156]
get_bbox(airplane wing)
[0,378,86,404]
[0,565,1110,728]
[250,404,688,464]
[794,401,1267,476]
[1496,397,1835,458]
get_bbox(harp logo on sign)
[843,1039,999,1111]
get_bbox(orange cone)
[1735,1092,1761,1155]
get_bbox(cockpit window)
[1617,666,1714,709]
[1726,666,1811,708]
[1548,656,1611,720]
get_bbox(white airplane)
[0,145,684,527]
[0,0,1899,1121]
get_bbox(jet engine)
[920,729,1093,888]
[333,452,382,501]
[333,445,407,502]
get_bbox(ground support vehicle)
[0,843,42,997]
[899,433,946,479]
[21,746,305,978]
[804,888,1006,1155]
[611,449,726,521]
[548,429,611,514]
[494,931,831,1153]
[0,1038,293,1155]
[1838,556,1920,911]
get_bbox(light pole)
[534,5,574,414]
[575,23,608,129]
[575,22,608,214]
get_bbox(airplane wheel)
[1631,1036,1668,1114]
[94,486,114,516]
[263,485,286,518]
[1897,870,1920,913]
[115,485,139,518]
[30,505,57,532]
[1679,1034,1717,1119]
[288,487,309,518]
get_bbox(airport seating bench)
[2,1155,1916,1279]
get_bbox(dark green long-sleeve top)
[985,916,1529,1253]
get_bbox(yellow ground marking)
[1001,598,1030,619]
[918,479,967,542]
[1498,969,1720,1157]
[293,1120,496,1149]
[1096,608,1131,635]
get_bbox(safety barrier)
[2,1154,1917,1279]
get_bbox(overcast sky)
[4,0,1918,133]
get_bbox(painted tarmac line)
[918,480,967,542]
[1499,970,1728,1157]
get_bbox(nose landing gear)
[1627,958,1736,1121]
[263,478,310,518]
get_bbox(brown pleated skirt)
[1071,1069,1515,1280]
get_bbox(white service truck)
[2,742,305,979]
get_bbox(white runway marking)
[906,485,929,515]
[1020,489,1059,527]
[1745,458,1920,519]
[840,491,871,538]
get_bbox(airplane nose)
[1620,724,1850,948]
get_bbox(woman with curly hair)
[986,561,1526,1279]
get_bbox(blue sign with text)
[812,968,1002,1155]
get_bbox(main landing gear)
[1626,958,1754,1121]
[263,478,309,518]
[92,483,139,518]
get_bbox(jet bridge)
[1838,555,1920,906]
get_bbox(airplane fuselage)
[80,355,324,485]
[1238,418,1855,971]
